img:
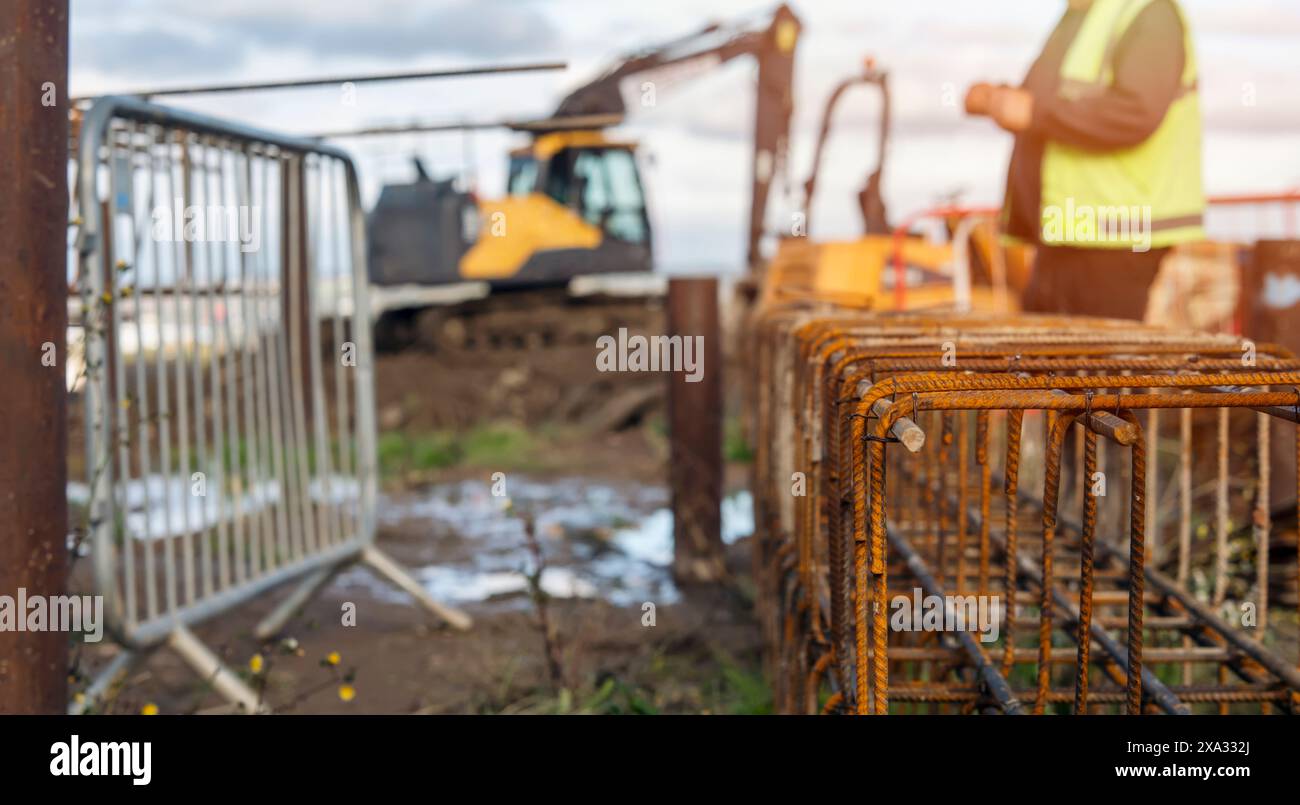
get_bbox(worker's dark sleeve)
[1027,0,1186,151]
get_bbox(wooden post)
[667,277,726,583]
[0,0,70,714]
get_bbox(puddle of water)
[413,565,598,603]
[614,493,754,567]
[69,472,755,611]
[340,479,753,610]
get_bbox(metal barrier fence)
[750,306,1300,714]
[72,97,470,713]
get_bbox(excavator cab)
[515,141,651,247]
[457,127,653,286]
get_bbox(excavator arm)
[554,4,802,271]
[801,63,892,236]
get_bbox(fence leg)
[254,565,342,640]
[167,625,266,714]
[360,545,472,631]
[70,649,147,715]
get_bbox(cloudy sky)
[71,0,1300,273]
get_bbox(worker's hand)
[964,82,996,116]
[989,87,1035,133]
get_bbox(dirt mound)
[375,291,666,431]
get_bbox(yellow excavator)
[365,3,1014,354]
[367,4,803,351]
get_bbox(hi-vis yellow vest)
[1039,0,1205,250]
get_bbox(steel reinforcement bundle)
[747,305,1300,715]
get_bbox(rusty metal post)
[1242,240,1300,515]
[0,0,70,714]
[667,277,726,583]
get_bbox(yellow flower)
[249,653,264,674]
[326,651,340,666]
[141,703,159,716]
[338,684,355,702]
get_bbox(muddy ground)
[74,428,769,715]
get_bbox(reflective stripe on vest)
[1040,0,1206,250]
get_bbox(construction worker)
[966,0,1204,320]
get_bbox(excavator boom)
[554,4,802,271]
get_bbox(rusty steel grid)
[748,306,1300,715]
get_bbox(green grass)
[714,662,772,714]
[460,423,537,466]
[724,413,754,464]
[488,663,769,716]
[378,422,541,479]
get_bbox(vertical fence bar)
[306,157,338,550]
[226,142,253,587]
[331,159,357,541]
[155,130,179,616]
[257,152,286,572]
[198,134,227,596]
[174,131,197,607]
[189,135,214,600]
[109,133,136,630]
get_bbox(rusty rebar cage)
[748,305,1300,714]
